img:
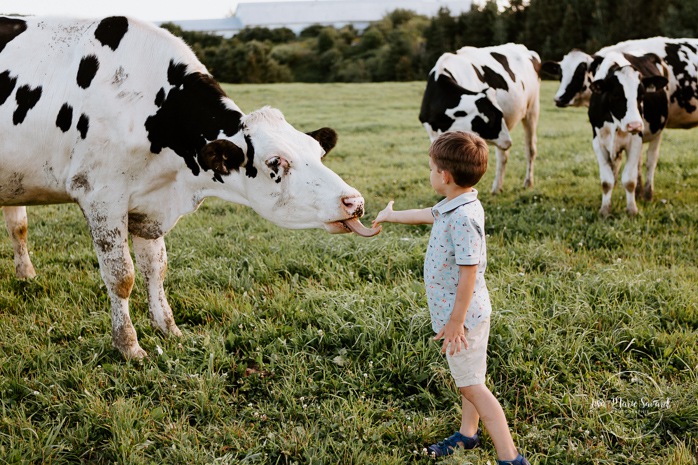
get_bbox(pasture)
[0,81,697,464]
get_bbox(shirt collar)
[432,189,479,216]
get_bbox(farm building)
[164,0,473,37]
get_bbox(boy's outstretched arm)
[372,200,434,227]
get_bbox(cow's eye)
[265,156,290,183]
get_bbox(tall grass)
[0,81,696,464]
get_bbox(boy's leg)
[460,395,480,437]
[460,383,518,462]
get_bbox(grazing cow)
[0,15,379,359]
[419,44,541,194]
[588,51,669,216]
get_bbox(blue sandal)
[497,454,530,465]
[426,428,481,457]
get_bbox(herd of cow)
[420,38,698,218]
[0,15,697,359]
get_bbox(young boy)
[372,131,529,465]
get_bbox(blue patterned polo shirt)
[424,189,491,332]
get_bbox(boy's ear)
[441,169,453,184]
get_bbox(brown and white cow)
[419,44,541,194]
[588,51,669,216]
[0,15,378,359]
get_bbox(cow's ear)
[199,140,245,175]
[590,79,606,94]
[540,61,561,78]
[306,127,337,154]
[643,75,668,92]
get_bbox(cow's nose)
[626,121,644,134]
[342,195,365,217]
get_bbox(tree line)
[161,0,698,84]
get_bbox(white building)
[164,0,473,37]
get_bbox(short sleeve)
[450,213,483,266]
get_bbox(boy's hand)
[372,200,395,227]
[435,320,469,355]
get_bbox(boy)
[372,131,529,465]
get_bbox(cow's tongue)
[341,217,381,237]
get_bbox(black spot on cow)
[419,71,465,132]
[56,103,73,132]
[13,84,42,125]
[145,66,243,177]
[154,88,165,107]
[644,87,669,134]
[77,55,99,89]
[472,96,504,140]
[77,113,89,139]
[664,42,698,114]
[94,16,129,51]
[557,62,588,107]
[491,52,516,81]
[0,17,26,53]
[243,133,257,178]
[0,69,17,105]
[473,65,509,91]
[588,73,627,130]
[167,61,187,87]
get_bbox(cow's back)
[453,44,541,123]
[0,16,204,147]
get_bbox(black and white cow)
[419,44,541,194]
[0,16,379,359]
[588,51,670,216]
[542,37,698,124]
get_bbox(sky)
[0,0,288,22]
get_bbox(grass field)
[1,81,697,464]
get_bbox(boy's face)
[429,156,448,196]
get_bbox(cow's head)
[590,53,669,135]
[420,71,512,150]
[198,107,379,237]
[542,50,595,108]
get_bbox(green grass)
[1,81,697,464]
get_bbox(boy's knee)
[459,384,484,401]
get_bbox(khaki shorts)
[445,317,490,387]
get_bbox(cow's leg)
[522,100,539,189]
[132,236,182,337]
[83,203,145,359]
[3,206,36,279]
[594,143,615,218]
[491,147,509,194]
[622,138,644,216]
[643,134,662,201]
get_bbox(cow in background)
[587,51,669,216]
[542,37,698,125]
[419,44,541,194]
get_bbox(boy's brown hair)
[429,131,488,188]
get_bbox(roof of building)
[164,0,472,37]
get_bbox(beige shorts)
[445,317,490,387]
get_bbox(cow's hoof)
[523,179,534,189]
[598,206,611,218]
[166,325,183,338]
[16,264,37,279]
[115,343,147,360]
[626,206,639,217]
[644,189,654,201]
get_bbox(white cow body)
[0,15,375,359]
[419,44,541,194]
